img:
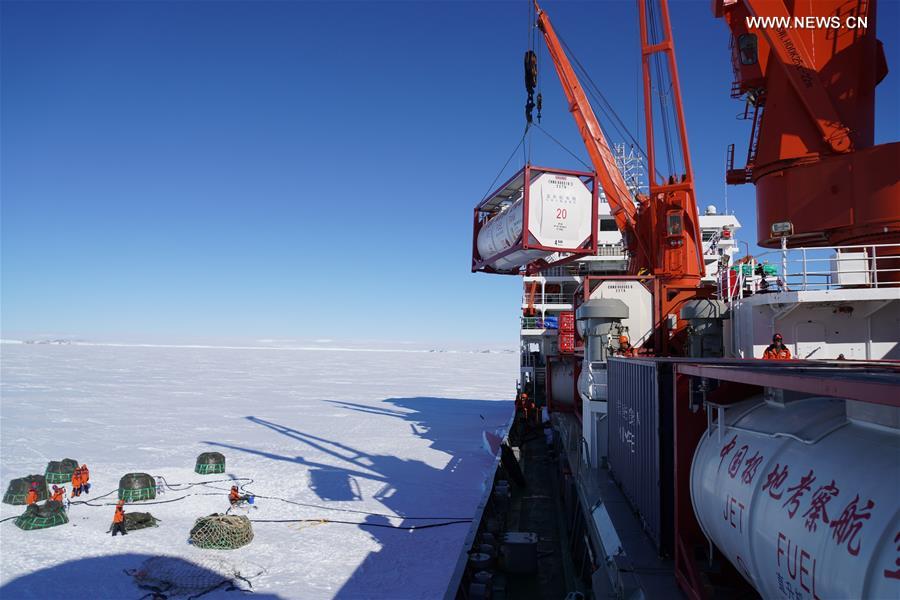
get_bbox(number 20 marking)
[556,208,568,219]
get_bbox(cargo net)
[129,555,266,598]
[189,514,254,550]
[194,452,226,475]
[45,458,79,484]
[15,500,69,530]
[125,511,159,531]
[119,472,157,502]
[3,475,49,505]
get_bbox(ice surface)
[0,343,515,599]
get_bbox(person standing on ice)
[111,500,127,536]
[71,466,82,497]
[25,482,39,505]
[78,464,91,494]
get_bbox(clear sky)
[2,0,898,344]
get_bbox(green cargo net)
[124,511,159,531]
[195,452,226,475]
[118,472,157,502]
[15,501,69,530]
[189,514,254,550]
[3,475,49,505]
[45,458,79,484]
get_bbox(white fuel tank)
[476,172,593,272]
[691,396,900,600]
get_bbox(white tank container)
[691,396,900,600]
[586,280,653,348]
[476,172,593,271]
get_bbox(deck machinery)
[468,1,899,598]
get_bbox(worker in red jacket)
[111,500,127,536]
[50,485,65,503]
[763,333,792,360]
[25,482,39,505]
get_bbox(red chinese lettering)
[783,469,815,519]
[802,480,839,532]
[724,493,745,533]
[728,444,749,479]
[830,494,875,556]
[762,463,790,500]
[884,530,900,580]
[719,435,737,469]
[741,451,764,485]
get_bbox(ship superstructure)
[462,1,899,599]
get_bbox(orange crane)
[715,0,898,250]
[533,0,705,353]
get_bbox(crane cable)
[646,0,679,179]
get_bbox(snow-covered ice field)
[0,342,516,599]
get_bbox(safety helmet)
[773,333,783,342]
[618,335,629,345]
[52,485,59,491]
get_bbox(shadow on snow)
[204,396,510,599]
[0,553,285,600]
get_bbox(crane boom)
[533,3,649,272]
[533,1,704,287]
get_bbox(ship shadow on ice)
[0,553,285,600]
[204,396,511,598]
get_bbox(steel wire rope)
[8,476,476,522]
[249,518,473,530]
[478,126,531,204]
[647,0,678,177]
[532,123,591,171]
[553,29,662,184]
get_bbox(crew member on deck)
[763,333,792,360]
[617,335,636,357]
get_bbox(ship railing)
[521,316,545,330]
[527,265,581,278]
[718,242,900,302]
[521,292,574,306]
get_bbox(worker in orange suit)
[111,499,127,536]
[50,485,65,503]
[25,482,39,505]
[71,466,83,497]
[79,464,91,494]
[763,333,792,360]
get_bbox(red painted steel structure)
[715,0,899,249]
[471,164,599,275]
[534,0,705,288]
[533,0,711,356]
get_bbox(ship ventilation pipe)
[576,299,629,364]
[680,299,728,358]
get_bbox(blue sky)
[2,0,898,344]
